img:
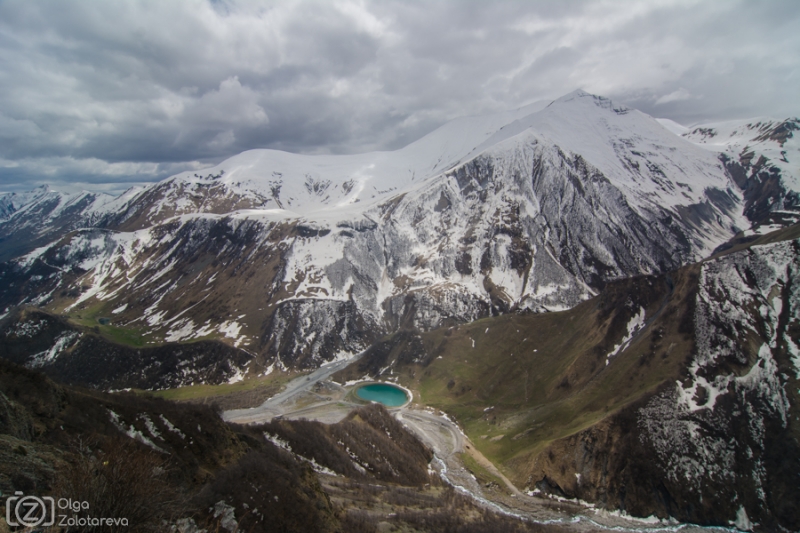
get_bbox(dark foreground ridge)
[0,358,566,533]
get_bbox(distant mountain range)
[0,90,798,381]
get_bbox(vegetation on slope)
[335,267,697,475]
[0,308,254,390]
[0,359,566,533]
[0,357,340,532]
[334,228,800,529]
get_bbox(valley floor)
[223,359,738,533]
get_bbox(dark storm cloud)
[0,0,797,193]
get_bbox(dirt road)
[223,354,362,424]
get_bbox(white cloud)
[655,88,694,105]
[185,76,269,128]
[0,0,797,191]
[335,0,391,39]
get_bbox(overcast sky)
[0,0,798,194]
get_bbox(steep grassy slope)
[335,267,694,465]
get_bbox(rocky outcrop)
[526,238,800,530]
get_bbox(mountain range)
[332,223,800,530]
[1,89,799,530]
[2,90,797,383]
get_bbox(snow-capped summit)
[100,89,744,233]
[465,89,735,212]
[109,100,551,227]
[0,90,797,371]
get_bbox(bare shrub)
[54,437,183,532]
[195,449,337,533]
[339,509,379,533]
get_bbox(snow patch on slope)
[606,307,645,365]
[638,238,799,508]
[684,117,800,195]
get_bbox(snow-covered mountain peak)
[548,87,591,102]
[93,89,751,231]
[143,101,558,222]
[547,88,630,113]
[2,89,797,372]
[463,90,735,219]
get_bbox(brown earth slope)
[0,359,566,533]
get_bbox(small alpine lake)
[355,383,410,407]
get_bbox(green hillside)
[336,265,699,482]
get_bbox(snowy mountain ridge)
[0,90,798,374]
[113,90,745,226]
[683,116,800,194]
[96,99,552,229]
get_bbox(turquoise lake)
[355,383,409,407]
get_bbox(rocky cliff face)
[0,91,797,383]
[527,237,800,530]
